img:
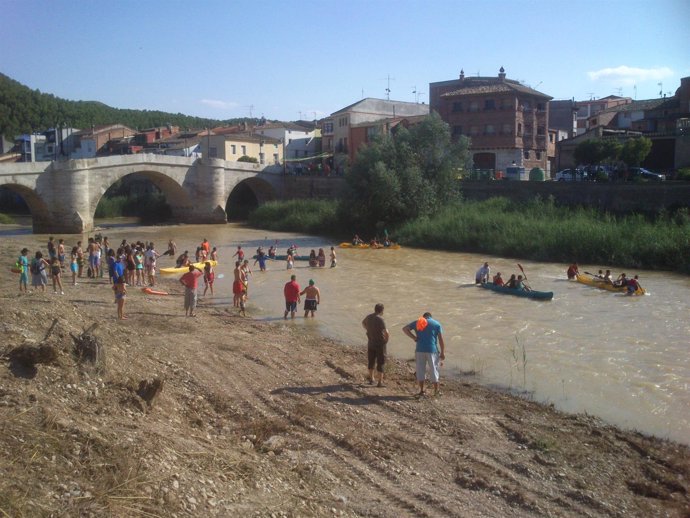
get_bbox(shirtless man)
[300,279,321,318]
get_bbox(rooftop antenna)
[533,81,543,90]
[248,104,254,118]
[615,87,623,96]
[381,74,395,100]
[658,82,663,97]
[633,85,637,99]
[587,92,595,100]
[412,86,425,103]
[298,111,303,120]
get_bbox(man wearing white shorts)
[402,312,446,396]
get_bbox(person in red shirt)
[180,265,204,317]
[283,274,301,319]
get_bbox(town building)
[70,124,136,159]
[557,76,690,173]
[253,122,319,162]
[430,67,553,176]
[329,98,429,172]
[202,132,283,165]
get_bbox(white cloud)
[587,66,674,86]
[200,99,239,110]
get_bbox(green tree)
[573,139,619,166]
[339,112,469,232]
[619,137,652,167]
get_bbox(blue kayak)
[478,282,553,300]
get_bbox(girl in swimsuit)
[113,276,127,320]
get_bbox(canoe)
[575,274,645,295]
[478,282,553,300]
[160,260,217,275]
[339,242,401,249]
[141,287,169,296]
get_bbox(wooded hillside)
[0,73,251,136]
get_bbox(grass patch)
[95,193,172,223]
[0,213,15,224]
[248,199,344,236]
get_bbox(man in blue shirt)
[402,312,446,396]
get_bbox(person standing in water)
[300,279,321,318]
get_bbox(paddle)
[517,263,532,291]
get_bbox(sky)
[1,0,689,123]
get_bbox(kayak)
[339,242,401,249]
[478,282,553,300]
[141,287,169,296]
[160,260,217,275]
[575,274,645,295]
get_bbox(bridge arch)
[90,168,194,224]
[225,176,277,220]
[0,183,52,232]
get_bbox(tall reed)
[395,197,690,273]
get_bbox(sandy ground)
[1,234,689,517]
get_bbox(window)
[470,126,479,136]
[524,125,533,136]
[209,146,217,158]
[524,150,530,159]
[484,99,495,111]
[273,153,279,163]
[366,126,379,142]
[452,102,463,112]
[537,126,545,136]
[469,101,479,112]
[535,151,542,159]
[293,150,299,158]
[549,134,554,143]
[501,99,513,110]
[522,100,532,111]
[484,124,495,135]
[231,144,236,154]
[452,125,463,137]
[517,123,522,136]
[241,145,246,155]
[502,123,512,135]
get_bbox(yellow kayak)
[160,260,217,275]
[575,273,645,295]
[339,242,401,249]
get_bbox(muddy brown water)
[8,219,690,444]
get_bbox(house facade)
[329,98,429,172]
[254,122,318,161]
[202,133,283,165]
[430,67,553,176]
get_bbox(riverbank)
[248,198,690,274]
[1,235,689,516]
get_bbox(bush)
[675,168,690,181]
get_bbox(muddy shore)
[1,233,689,517]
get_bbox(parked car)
[615,167,666,182]
[555,169,587,181]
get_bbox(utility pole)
[412,86,425,104]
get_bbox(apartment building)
[202,133,283,165]
[430,67,553,175]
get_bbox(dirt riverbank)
[1,234,689,517]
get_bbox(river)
[11,219,690,444]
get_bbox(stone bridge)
[0,154,343,233]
